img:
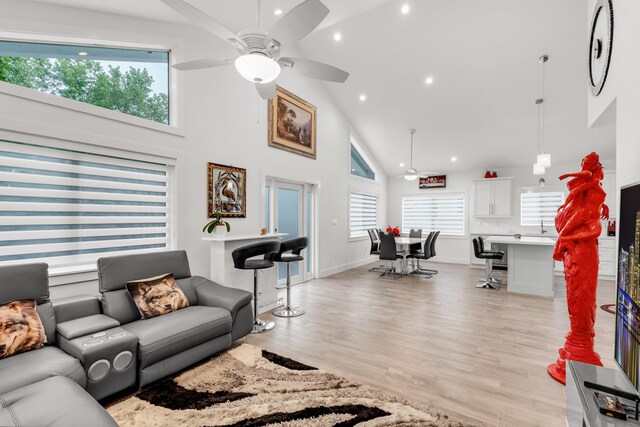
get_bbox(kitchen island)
[485,235,556,297]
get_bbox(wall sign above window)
[588,0,614,96]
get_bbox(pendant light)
[533,55,551,174]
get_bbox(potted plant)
[203,212,231,234]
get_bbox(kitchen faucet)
[540,219,547,234]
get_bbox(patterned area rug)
[107,343,475,426]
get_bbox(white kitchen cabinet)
[473,178,513,218]
[598,237,616,277]
[553,237,616,278]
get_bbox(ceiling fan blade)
[418,172,442,177]
[256,81,276,100]
[173,58,231,71]
[268,0,329,45]
[279,57,349,83]
[160,0,246,50]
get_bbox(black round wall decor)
[589,0,614,96]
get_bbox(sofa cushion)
[126,273,189,319]
[0,346,85,395]
[1,299,47,359]
[0,376,117,427]
[121,305,231,369]
[0,263,49,306]
[98,250,192,293]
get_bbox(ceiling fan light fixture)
[404,173,418,181]
[234,53,281,83]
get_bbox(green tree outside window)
[0,57,168,124]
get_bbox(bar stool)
[472,237,504,290]
[271,237,308,318]
[232,240,281,333]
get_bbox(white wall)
[587,0,640,211]
[0,0,387,286]
[387,159,616,264]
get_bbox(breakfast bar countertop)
[485,236,556,246]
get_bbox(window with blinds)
[402,194,465,236]
[349,192,377,238]
[520,191,564,227]
[0,139,171,269]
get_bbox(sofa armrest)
[56,314,120,340]
[52,295,101,323]
[193,276,252,319]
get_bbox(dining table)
[393,236,427,275]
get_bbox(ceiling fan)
[160,0,350,100]
[395,129,440,180]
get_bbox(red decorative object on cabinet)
[548,152,608,384]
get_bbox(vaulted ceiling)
[31,0,616,176]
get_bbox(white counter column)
[485,236,556,297]
[202,233,286,314]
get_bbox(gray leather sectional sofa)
[0,251,253,426]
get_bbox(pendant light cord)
[541,57,545,155]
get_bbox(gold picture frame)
[268,85,317,159]
[207,162,246,218]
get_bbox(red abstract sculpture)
[548,152,608,384]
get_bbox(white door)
[474,181,492,216]
[492,180,512,216]
[265,179,315,285]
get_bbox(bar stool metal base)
[476,280,501,290]
[274,262,306,317]
[252,318,275,334]
[273,305,305,318]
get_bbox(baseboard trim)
[319,256,379,278]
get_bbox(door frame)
[261,170,318,284]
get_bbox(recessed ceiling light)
[333,32,342,41]
[359,94,367,101]
[78,52,88,57]
[450,156,458,162]
[425,76,434,85]
[401,4,410,14]
[274,9,283,15]
[400,163,405,167]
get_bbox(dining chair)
[367,229,386,272]
[409,229,422,253]
[416,230,440,275]
[407,231,432,276]
[378,232,403,278]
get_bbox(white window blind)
[520,191,564,226]
[402,194,465,236]
[349,192,377,238]
[0,139,171,269]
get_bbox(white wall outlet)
[331,219,338,225]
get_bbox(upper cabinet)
[473,178,513,218]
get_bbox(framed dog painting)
[208,163,246,218]
[268,86,317,159]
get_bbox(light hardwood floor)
[245,262,617,427]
